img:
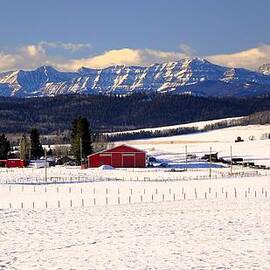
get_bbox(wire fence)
[0,169,269,185]
[1,183,269,209]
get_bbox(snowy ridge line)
[108,116,243,135]
[0,170,267,185]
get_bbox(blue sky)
[0,0,269,71]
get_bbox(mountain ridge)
[1,58,270,97]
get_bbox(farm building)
[88,144,146,168]
[0,159,26,168]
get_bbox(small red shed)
[88,144,146,168]
[0,159,26,168]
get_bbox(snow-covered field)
[127,124,270,167]
[1,123,270,269]
[0,176,269,209]
[1,196,270,269]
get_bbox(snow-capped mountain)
[258,63,270,75]
[1,58,270,97]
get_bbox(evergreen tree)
[19,134,30,160]
[0,134,10,159]
[71,117,93,164]
[47,148,53,156]
[30,128,43,159]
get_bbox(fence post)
[82,199,84,207]
[58,200,60,208]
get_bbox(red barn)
[88,144,146,168]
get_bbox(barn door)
[122,153,135,168]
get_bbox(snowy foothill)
[126,124,270,167]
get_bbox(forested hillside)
[1,94,270,134]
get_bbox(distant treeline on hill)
[107,111,270,141]
[203,111,270,130]
[107,127,199,141]
[1,93,270,134]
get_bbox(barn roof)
[88,144,146,157]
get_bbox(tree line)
[0,117,95,165]
[1,93,270,134]
[0,128,44,162]
[1,110,270,164]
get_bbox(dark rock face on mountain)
[1,58,270,97]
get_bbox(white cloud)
[0,42,92,72]
[63,48,187,70]
[39,41,92,52]
[0,44,52,71]
[0,42,270,72]
[206,45,270,70]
